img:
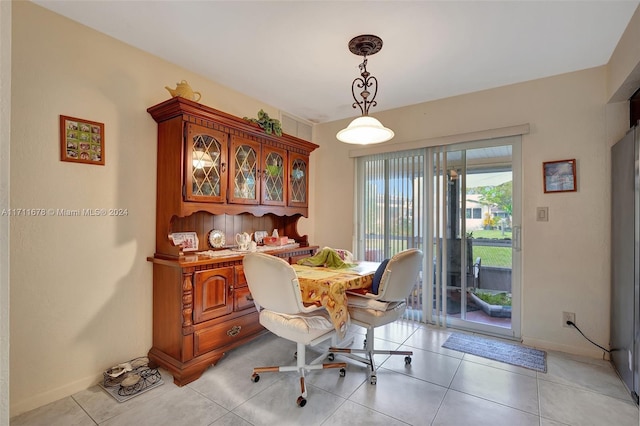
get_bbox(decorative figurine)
[165,80,201,102]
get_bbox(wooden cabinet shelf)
[147,97,319,386]
[148,97,318,258]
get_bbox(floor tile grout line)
[535,375,638,404]
[430,387,452,426]
[340,398,412,425]
[318,398,350,426]
[536,374,543,426]
[185,383,233,415]
[69,394,98,426]
[447,352,465,389]
[448,386,542,417]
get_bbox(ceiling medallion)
[348,34,383,57]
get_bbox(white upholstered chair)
[330,248,423,385]
[242,252,347,407]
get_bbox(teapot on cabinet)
[235,232,252,251]
[165,80,202,102]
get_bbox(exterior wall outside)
[479,267,512,293]
[465,195,492,232]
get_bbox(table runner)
[293,264,375,339]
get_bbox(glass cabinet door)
[262,146,287,206]
[229,136,260,204]
[184,123,227,203]
[288,153,309,207]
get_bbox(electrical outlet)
[562,311,575,327]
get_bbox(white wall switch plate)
[536,207,549,222]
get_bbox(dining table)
[292,261,379,339]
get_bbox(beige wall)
[1,1,12,424]
[9,0,640,418]
[313,67,628,357]
[9,2,293,416]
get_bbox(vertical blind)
[356,149,425,260]
[356,149,425,321]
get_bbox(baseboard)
[10,372,102,418]
[522,336,610,360]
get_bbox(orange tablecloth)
[293,262,378,339]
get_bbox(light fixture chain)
[351,56,378,116]
[337,34,394,144]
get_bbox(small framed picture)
[169,232,199,252]
[543,159,576,193]
[60,115,104,165]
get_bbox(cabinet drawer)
[234,286,255,312]
[194,312,262,356]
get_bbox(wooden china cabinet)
[147,97,318,386]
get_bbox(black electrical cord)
[566,320,611,354]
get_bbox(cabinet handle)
[227,325,242,337]
[221,162,226,173]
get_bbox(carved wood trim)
[182,273,193,328]
[148,97,318,155]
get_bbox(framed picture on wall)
[60,115,105,165]
[543,159,576,193]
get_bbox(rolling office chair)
[243,252,347,407]
[330,248,423,385]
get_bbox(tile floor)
[10,321,639,426]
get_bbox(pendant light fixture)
[337,34,394,145]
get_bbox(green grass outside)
[472,246,512,268]
[470,229,512,268]
[364,231,513,268]
[472,290,512,306]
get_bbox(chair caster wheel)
[369,374,377,385]
[328,353,335,361]
[251,373,260,383]
[339,368,346,377]
[405,356,412,365]
[297,396,307,407]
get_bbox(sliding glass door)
[431,139,521,338]
[355,136,521,339]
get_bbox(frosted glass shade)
[336,116,395,145]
